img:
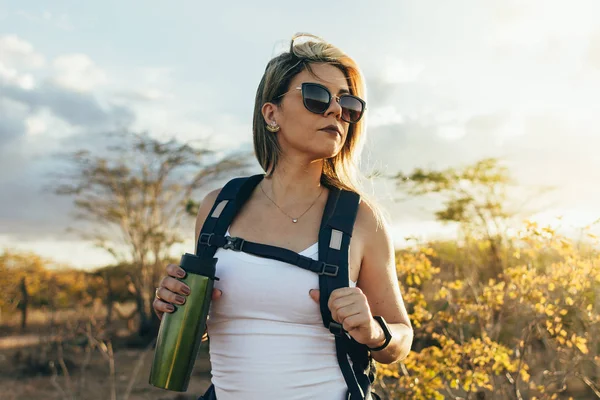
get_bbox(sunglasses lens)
[340,96,364,123]
[301,83,365,123]
[302,84,330,114]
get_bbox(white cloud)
[0,97,29,146]
[434,110,472,126]
[139,67,173,84]
[432,110,524,143]
[437,124,466,141]
[587,31,600,70]
[140,89,168,101]
[0,62,35,89]
[115,88,172,102]
[381,56,423,84]
[494,114,525,143]
[25,116,46,136]
[0,35,45,69]
[24,110,77,140]
[487,0,599,51]
[133,111,251,151]
[0,37,134,164]
[52,54,108,92]
[0,97,29,118]
[111,66,176,104]
[368,105,405,128]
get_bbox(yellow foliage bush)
[376,221,599,399]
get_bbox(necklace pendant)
[292,219,298,223]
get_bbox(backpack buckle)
[318,262,339,277]
[329,321,345,336]
[223,236,245,252]
[199,233,214,246]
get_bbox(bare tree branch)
[48,130,251,336]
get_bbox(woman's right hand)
[153,263,222,320]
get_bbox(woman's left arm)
[326,202,414,364]
[358,205,413,364]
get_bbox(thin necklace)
[260,181,324,223]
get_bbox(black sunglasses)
[279,82,366,124]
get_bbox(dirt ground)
[0,316,213,400]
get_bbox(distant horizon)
[1,193,596,271]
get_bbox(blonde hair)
[252,32,385,227]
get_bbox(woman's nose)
[324,95,343,119]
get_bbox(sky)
[0,0,599,269]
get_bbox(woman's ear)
[261,102,279,125]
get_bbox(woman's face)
[264,63,351,162]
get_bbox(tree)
[0,251,52,316]
[19,276,28,331]
[50,131,249,337]
[393,158,519,278]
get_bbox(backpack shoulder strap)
[195,174,264,258]
[318,188,374,399]
[317,188,360,327]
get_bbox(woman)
[153,32,413,399]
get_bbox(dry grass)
[0,345,213,400]
[1,300,136,331]
[0,305,213,400]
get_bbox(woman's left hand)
[309,287,384,348]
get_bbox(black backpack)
[196,174,380,400]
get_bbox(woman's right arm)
[153,188,223,320]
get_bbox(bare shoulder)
[353,199,411,328]
[353,198,395,284]
[354,199,393,255]
[194,188,223,244]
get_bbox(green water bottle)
[149,253,218,392]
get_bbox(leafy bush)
[376,222,599,399]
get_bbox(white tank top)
[206,230,357,400]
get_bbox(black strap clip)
[199,233,214,246]
[223,236,245,252]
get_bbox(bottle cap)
[179,253,217,278]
